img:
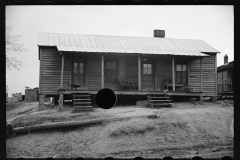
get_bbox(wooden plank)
[150,100,172,102]
[138,55,141,91]
[200,58,202,92]
[101,55,104,89]
[187,59,190,86]
[172,56,175,91]
[155,57,157,91]
[215,54,217,96]
[85,56,88,90]
[59,94,63,111]
[39,47,42,94]
[74,102,92,104]
[60,53,65,88]
[69,57,72,89]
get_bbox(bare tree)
[6,25,27,71]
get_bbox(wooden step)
[74,106,93,111]
[74,106,92,109]
[73,95,90,97]
[150,100,172,102]
[149,97,170,99]
[151,103,170,106]
[73,102,92,104]
[149,96,170,98]
[73,99,91,101]
[74,105,92,107]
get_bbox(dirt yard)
[6,100,233,158]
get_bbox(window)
[143,64,152,74]
[105,58,117,83]
[176,60,187,84]
[106,62,116,70]
[79,63,84,74]
[73,62,84,74]
[74,63,78,74]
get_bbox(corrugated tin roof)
[37,32,220,56]
[217,61,234,71]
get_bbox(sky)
[6,5,234,96]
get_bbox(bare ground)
[6,101,233,158]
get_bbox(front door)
[142,57,154,91]
[72,58,85,89]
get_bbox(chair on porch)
[181,85,195,92]
[117,77,131,90]
[128,77,138,91]
[163,79,172,90]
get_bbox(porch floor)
[59,89,202,97]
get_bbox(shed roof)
[37,32,220,56]
[217,61,234,71]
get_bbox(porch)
[58,52,211,93]
[58,89,203,97]
[56,89,204,111]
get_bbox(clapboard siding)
[105,56,125,90]
[118,56,126,79]
[126,56,138,79]
[88,54,102,90]
[189,54,216,94]
[40,47,70,95]
[155,56,172,90]
[39,47,217,96]
[217,68,233,93]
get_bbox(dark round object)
[221,156,233,160]
[44,158,54,160]
[104,157,114,160]
[192,156,203,160]
[96,88,116,109]
[15,158,25,160]
[74,157,85,160]
[133,156,144,160]
[44,158,55,160]
[163,157,173,160]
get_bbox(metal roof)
[217,61,234,71]
[37,32,220,56]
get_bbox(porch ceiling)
[38,32,220,57]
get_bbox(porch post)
[172,56,175,91]
[200,58,203,92]
[101,55,104,89]
[60,52,65,89]
[199,58,203,104]
[59,93,64,111]
[215,54,217,97]
[138,55,141,91]
[187,59,190,85]
[39,95,45,110]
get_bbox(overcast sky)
[6,5,233,96]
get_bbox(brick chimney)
[154,30,165,38]
[224,54,228,64]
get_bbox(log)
[11,114,159,134]
[12,119,104,134]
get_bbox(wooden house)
[37,30,220,110]
[217,54,233,97]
